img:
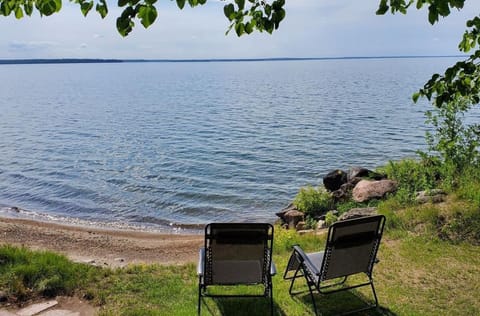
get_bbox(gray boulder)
[352,179,398,202]
[416,189,447,204]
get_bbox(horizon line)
[0,55,467,65]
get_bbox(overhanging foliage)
[0,0,286,37]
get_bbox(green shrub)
[423,99,480,177]
[293,185,333,217]
[378,159,439,201]
[304,215,317,229]
[324,211,338,226]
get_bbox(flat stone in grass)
[17,300,58,316]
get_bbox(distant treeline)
[0,59,122,65]
[0,55,466,65]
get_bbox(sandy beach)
[0,216,203,267]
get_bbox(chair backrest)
[203,223,274,286]
[319,215,385,281]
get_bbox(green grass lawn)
[1,227,479,315]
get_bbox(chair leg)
[288,266,302,295]
[198,279,202,315]
[270,282,274,316]
[370,279,379,308]
[306,279,319,316]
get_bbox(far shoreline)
[0,55,466,65]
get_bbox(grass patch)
[1,223,480,315]
[0,245,101,302]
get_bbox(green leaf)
[412,91,421,103]
[118,0,129,7]
[245,21,254,34]
[187,0,198,7]
[116,16,133,37]
[235,22,244,36]
[176,0,185,9]
[96,0,108,18]
[428,6,438,24]
[264,4,271,17]
[1,2,13,16]
[235,0,245,11]
[36,0,62,16]
[81,1,94,17]
[24,2,33,15]
[274,8,285,25]
[376,0,388,15]
[138,5,157,28]
[224,3,234,21]
[14,6,23,19]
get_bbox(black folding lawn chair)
[197,223,276,315]
[284,215,386,315]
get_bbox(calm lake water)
[0,57,463,231]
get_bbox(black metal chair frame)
[283,215,386,316]
[198,223,275,315]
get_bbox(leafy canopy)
[376,1,480,109]
[0,0,285,37]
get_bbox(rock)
[284,209,304,230]
[338,207,378,221]
[316,220,326,229]
[352,179,398,202]
[295,221,307,231]
[416,189,447,204]
[348,167,386,181]
[275,203,295,221]
[332,181,357,202]
[114,257,125,263]
[323,169,348,191]
[0,290,7,302]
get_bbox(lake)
[0,57,461,231]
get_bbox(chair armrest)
[270,260,277,276]
[292,245,321,276]
[197,248,205,276]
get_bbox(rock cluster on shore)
[276,166,398,230]
[277,166,449,232]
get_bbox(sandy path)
[0,217,203,267]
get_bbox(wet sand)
[0,216,203,267]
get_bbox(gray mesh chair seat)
[197,223,275,315]
[283,215,386,315]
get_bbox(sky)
[1,0,480,59]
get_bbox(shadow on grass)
[200,297,287,316]
[293,290,397,316]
